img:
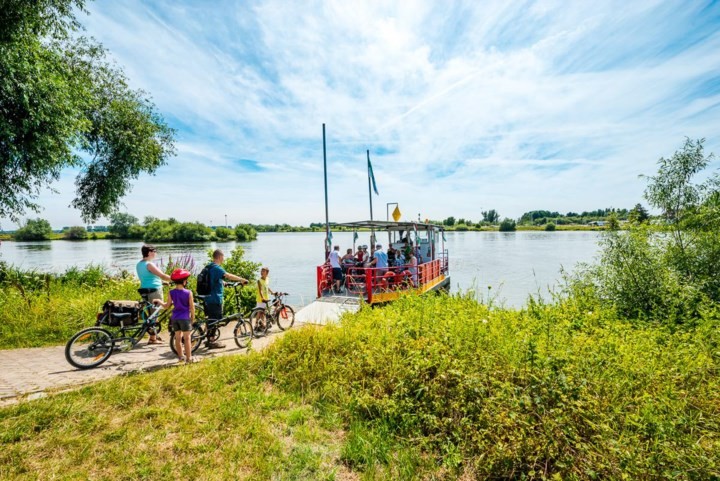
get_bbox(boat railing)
[317,258,448,303]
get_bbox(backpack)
[196,264,213,295]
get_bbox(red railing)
[317,258,446,303]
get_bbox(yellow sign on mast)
[392,205,402,222]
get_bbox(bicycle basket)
[102,300,141,326]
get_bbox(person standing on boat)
[407,249,418,286]
[369,243,389,276]
[136,244,171,344]
[328,245,343,292]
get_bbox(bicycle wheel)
[249,309,269,337]
[65,327,114,369]
[276,305,295,331]
[169,324,204,355]
[233,319,253,349]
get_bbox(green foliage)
[108,212,138,238]
[214,226,233,240]
[234,223,258,241]
[519,208,631,226]
[544,222,556,231]
[442,216,456,226]
[606,212,620,230]
[498,218,516,231]
[13,218,53,240]
[0,0,175,222]
[0,264,138,348]
[143,219,210,242]
[63,225,87,240]
[628,203,650,223]
[572,139,720,322]
[263,294,720,479]
[481,209,499,223]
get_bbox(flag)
[353,230,358,242]
[368,157,379,195]
[326,230,333,247]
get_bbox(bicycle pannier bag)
[196,264,213,295]
[102,300,141,326]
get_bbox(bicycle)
[249,292,295,337]
[169,282,254,354]
[65,299,165,369]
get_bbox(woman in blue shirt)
[136,244,171,344]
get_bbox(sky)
[6,0,720,229]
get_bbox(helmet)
[170,268,191,282]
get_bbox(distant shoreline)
[0,225,611,242]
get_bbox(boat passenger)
[407,249,418,286]
[369,243,388,275]
[328,245,343,292]
[341,248,355,269]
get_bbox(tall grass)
[1,294,717,479]
[0,263,139,349]
[262,293,720,479]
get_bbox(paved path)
[0,322,305,407]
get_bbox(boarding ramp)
[295,297,361,325]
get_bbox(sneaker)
[206,341,226,349]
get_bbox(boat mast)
[323,124,330,261]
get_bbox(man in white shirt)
[328,245,343,292]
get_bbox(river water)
[0,231,602,307]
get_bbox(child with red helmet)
[157,268,197,363]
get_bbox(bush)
[13,218,52,240]
[235,224,258,241]
[498,218,516,231]
[63,226,88,240]
[263,294,720,478]
[215,226,233,240]
[544,222,556,231]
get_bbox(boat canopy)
[332,220,445,232]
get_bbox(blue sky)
[7,0,720,228]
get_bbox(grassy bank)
[0,265,139,349]
[2,294,718,479]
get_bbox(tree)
[482,209,500,223]
[14,218,53,240]
[0,1,176,223]
[628,203,650,224]
[63,225,87,239]
[108,212,138,238]
[443,216,456,227]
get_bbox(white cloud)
[3,0,719,229]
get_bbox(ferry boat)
[316,220,450,304]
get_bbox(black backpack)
[196,264,213,295]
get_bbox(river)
[0,231,602,307]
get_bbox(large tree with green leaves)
[0,0,175,223]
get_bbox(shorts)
[171,318,192,332]
[138,287,163,302]
[332,267,343,280]
[204,303,223,320]
[256,302,268,309]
